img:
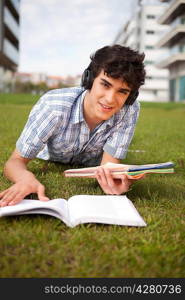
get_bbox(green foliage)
[0,95,185,277]
[9,80,71,95]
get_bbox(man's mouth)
[99,102,113,111]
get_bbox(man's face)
[84,70,131,126]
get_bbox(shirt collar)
[71,90,87,124]
[95,105,128,133]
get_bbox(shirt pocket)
[50,140,75,154]
[86,136,106,152]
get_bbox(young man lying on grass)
[0,44,146,206]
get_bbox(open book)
[64,161,174,178]
[0,195,147,227]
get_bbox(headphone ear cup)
[81,69,93,88]
[81,69,88,86]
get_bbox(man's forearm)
[101,151,120,165]
[4,157,35,183]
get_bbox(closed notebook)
[64,161,174,178]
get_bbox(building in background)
[156,0,185,102]
[0,0,20,91]
[114,1,170,102]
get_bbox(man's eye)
[101,82,109,88]
[120,90,129,95]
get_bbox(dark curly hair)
[82,44,146,91]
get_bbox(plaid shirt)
[16,87,140,166]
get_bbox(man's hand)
[1,148,49,206]
[97,152,145,195]
[95,166,131,195]
[95,165,145,195]
[0,177,49,207]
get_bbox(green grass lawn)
[0,93,185,278]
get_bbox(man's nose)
[105,91,115,103]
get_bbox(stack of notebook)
[64,162,175,179]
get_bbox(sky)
[18,0,137,77]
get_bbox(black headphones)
[81,68,93,88]
[81,68,139,106]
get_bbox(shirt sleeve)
[103,100,140,159]
[16,94,61,159]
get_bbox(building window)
[153,90,157,96]
[146,45,154,49]
[147,15,155,19]
[169,79,176,102]
[146,30,155,34]
[179,43,185,53]
[180,16,185,24]
[179,76,185,101]
[145,61,154,65]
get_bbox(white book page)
[68,195,147,227]
[0,199,71,226]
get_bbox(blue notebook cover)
[128,162,174,172]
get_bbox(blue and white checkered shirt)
[16,87,140,166]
